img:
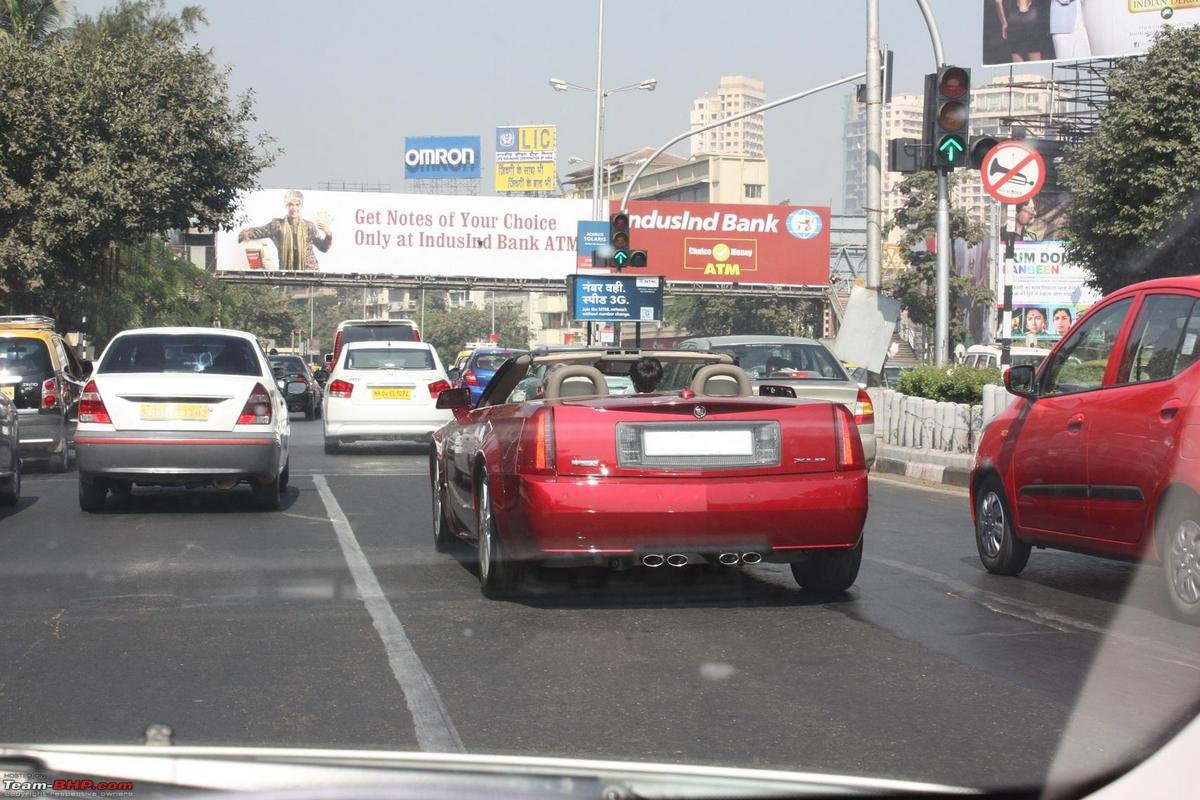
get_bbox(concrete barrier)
[870,382,1013,455]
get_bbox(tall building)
[560,146,768,205]
[690,76,766,159]
[841,74,1070,226]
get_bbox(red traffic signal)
[609,212,630,253]
[937,67,969,99]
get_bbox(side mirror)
[1004,364,1038,400]
[436,386,472,410]
[447,368,462,383]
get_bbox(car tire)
[791,537,862,593]
[304,402,316,421]
[476,466,523,598]
[279,459,290,491]
[315,402,323,420]
[47,445,68,474]
[975,476,1031,576]
[0,452,20,507]
[1157,503,1200,624]
[324,437,339,455]
[431,456,454,553]
[252,471,282,511]
[78,475,106,513]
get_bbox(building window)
[744,184,764,199]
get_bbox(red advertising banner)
[611,200,830,286]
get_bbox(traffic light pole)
[865,0,882,290]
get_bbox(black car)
[268,355,323,419]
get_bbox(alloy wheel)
[979,491,1005,559]
[1168,519,1200,607]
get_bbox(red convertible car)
[429,348,869,597]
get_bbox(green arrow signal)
[612,249,630,266]
[938,135,965,161]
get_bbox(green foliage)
[884,172,993,348]
[667,296,823,337]
[897,364,1001,405]
[0,0,68,43]
[0,0,274,323]
[1061,26,1200,294]
[421,300,529,368]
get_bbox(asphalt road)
[2,417,1199,791]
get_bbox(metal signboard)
[495,125,557,193]
[576,220,610,269]
[403,136,481,180]
[981,140,1045,206]
[568,275,664,323]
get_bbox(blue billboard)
[404,136,481,180]
[569,275,664,323]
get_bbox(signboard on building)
[1001,240,1102,341]
[403,136,481,180]
[568,275,664,322]
[613,200,831,286]
[495,125,557,193]
[216,188,589,280]
[982,0,1200,66]
[576,220,610,269]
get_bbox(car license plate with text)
[371,388,412,400]
[642,429,753,457]
[139,403,209,421]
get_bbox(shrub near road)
[897,365,1001,405]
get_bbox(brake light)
[412,329,421,342]
[236,383,273,425]
[853,388,875,426]
[835,405,864,471]
[463,369,479,386]
[517,407,556,475]
[428,379,450,399]
[41,377,57,409]
[333,331,344,363]
[79,380,111,424]
[327,379,353,398]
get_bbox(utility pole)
[865,0,882,290]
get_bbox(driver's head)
[766,356,788,373]
[630,357,664,393]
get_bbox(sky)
[70,0,1000,209]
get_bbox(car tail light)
[463,369,479,386]
[835,404,865,471]
[853,388,875,426]
[333,331,344,363]
[41,377,58,409]
[412,329,421,342]
[327,379,353,399]
[79,380,111,424]
[517,407,555,475]
[428,379,450,399]
[236,383,273,425]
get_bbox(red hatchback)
[972,276,1200,622]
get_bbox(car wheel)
[315,402,323,419]
[791,537,863,593]
[324,437,339,455]
[279,459,290,491]
[1159,505,1200,624]
[0,452,20,507]
[252,471,282,511]
[78,475,106,513]
[476,467,522,598]
[304,401,316,421]
[975,476,1031,576]
[47,445,68,474]
[431,456,454,552]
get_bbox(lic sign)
[403,136,481,180]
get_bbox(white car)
[322,340,453,453]
[73,327,290,512]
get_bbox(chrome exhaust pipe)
[741,552,763,565]
[666,554,689,568]
[718,552,741,566]
[641,554,665,568]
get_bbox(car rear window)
[345,348,434,370]
[713,344,848,380]
[269,356,308,374]
[0,337,54,381]
[471,352,515,371]
[100,334,263,376]
[342,324,416,344]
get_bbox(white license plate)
[642,429,752,457]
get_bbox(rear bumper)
[75,430,281,483]
[17,410,66,455]
[324,404,452,441]
[501,470,868,560]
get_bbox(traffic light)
[605,212,647,269]
[969,134,1000,170]
[926,66,971,169]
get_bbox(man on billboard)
[237,189,333,271]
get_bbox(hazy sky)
[70,0,996,208]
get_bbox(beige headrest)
[544,364,610,401]
[690,364,752,397]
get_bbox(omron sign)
[403,136,481,180]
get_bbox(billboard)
[982,0,1200,66]
[216,188,589,280]
[1001,240,1103,341]
[403,136,481,180]
[614,200,831,286]
[495,125,557,193]
[568,275,664,322]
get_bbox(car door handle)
[1160,401,1183,421]
[1066,414,1085,432]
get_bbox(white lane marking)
[312,474,464,753]
[866,554,1200,669]
[870,473,968,497]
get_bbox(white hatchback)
[74,328,290,512]
[322,341,453,453]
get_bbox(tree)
[1062,26,1200,294]
[885,172,992,349]
[0,0,274,324]
[667,296,823,338]
[422,300,529,368]
[0,0,67,43]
